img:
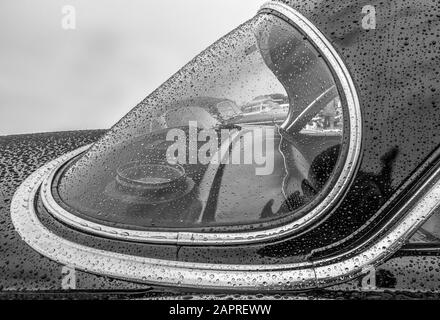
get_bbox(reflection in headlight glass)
[56,13,348,230]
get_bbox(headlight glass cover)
[56,13,351,232]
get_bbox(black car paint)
[1,131,440,295]
[1,0,440,295]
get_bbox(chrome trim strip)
[11,141,440,290]
[37,1,363,246]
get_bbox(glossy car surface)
[1,131,440,298]
[2,0,440,297]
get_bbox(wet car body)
[2,0,440,298]
[2,131,440,298]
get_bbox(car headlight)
[37,4,362,246]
